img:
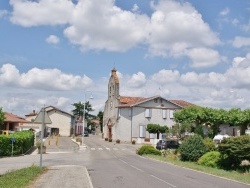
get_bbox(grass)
[145,154,250,185]
[0,165,47,188]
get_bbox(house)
[0,112,31,134]
[103,68,193,143]
[23,106,75,137]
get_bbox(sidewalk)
[31,136,93,188]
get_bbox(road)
[0,135,249,188]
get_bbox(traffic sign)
[34,108,52,124]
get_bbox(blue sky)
[0,0,250,117]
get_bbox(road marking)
[130,165,144,172]
[119,159,128,164]
[106,148,110,150]
[150,175,176,187]
[98,148,103,150]
[90,148,95,150]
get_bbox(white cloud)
[46,35,60,44]
[0,64,93,90]
[127,72,146,88]
[232,36,250,48]
[147,0,220,58]
[219,7,230,16]
[9,0,74,27]
[151,69,180,85]
[8,0,221,69]
[186,48,221,68]
[64,0,149,52]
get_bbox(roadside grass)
[145,154,250,185]
[0,165,47,188]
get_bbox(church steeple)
[108,68,120,98]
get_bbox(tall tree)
[72,101,94,121]
[97,111,103,132]
[0,107,5,128]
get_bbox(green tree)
[0,107,5,129]
[226,108,248,135]
[97,111,103,133]
[72,101,94,121]
[146,124,168,139]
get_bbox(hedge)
[0,131,34,156]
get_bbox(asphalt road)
[0,135,249,188]
[83,135,250,188]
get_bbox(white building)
[103,68,193,143]
[23,106,75,137]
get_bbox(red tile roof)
[119,96,148,106]
[169,100,194,107]
[4,112,30,123]
[118,96,194,108]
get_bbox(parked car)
[83,131,89,137]
[156,140,180,150]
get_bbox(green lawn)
[0,165,47,188]
[146,154,250,185]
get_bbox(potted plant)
[36,141,46,154]
[108,138,112,142]
[132,140,136,145]
[105,138,108,141]
[116,139,120,144]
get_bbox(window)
[154,98,158,103]
[169,110,174,119]
[162,109,167,119]
[145,108,151,118]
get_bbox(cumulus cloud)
[64,0,149,52]
[46,35,60,44]
[127,72,146,88]
[232,36,250,48]
[186,48,221,68]
[8,0,222,68]
[0,64,93,90]
[147,0,220,57]
[151,69,180,85]
[9,0,74,27]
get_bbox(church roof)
[118,96,194,108]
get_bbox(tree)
[72,101,94,121]
[97,111,103,133]
[0,107,5,128]
[146,124,168,139]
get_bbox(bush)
[179,135,207,161]
[203,138,216,152]
[218,135,250,170]
[0,131,34,156]
[198,151,221,168]
[137,145,161,156]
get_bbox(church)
[103,68,193,143]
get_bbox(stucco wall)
[47,110,72,136]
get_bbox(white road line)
[90,148,95,150]
[119,159,128,164]
[98,148,103,150]
[150,175,176,188]
[130,165,144,172]
[106,148,110,150]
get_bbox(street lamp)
[82,91,93,145]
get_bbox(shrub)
[137,145,161,156]
[198,151,221,168]
[105,138,108,141]
[116,139,120,144]
[218,135,250,170]
[203,138,216,152]
[179,135,207,161]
